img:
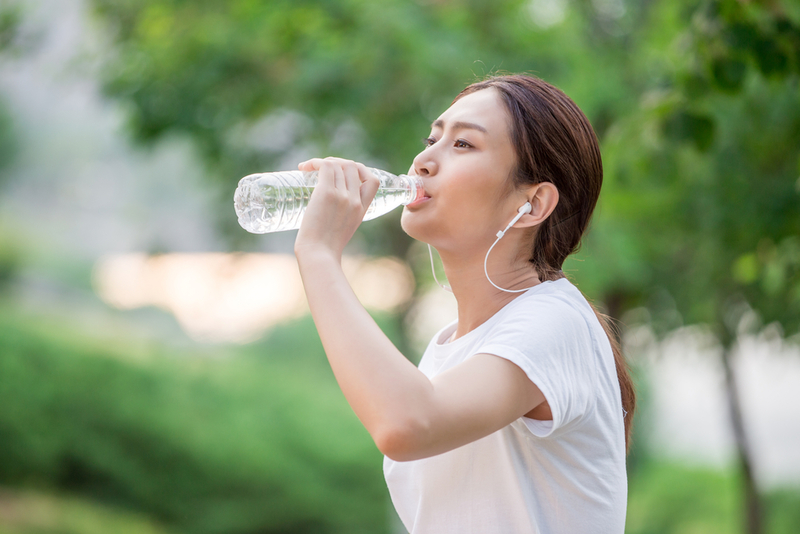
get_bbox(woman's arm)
[294,158,547,461]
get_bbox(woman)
[293,74,635,533]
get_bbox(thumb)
[359,174,381,209]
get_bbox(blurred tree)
[569,2,800,532]
[89,0,654,251]
[0,0,24,290]
[0,0,21,177]
[0,0,22,52]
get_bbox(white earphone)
[484,202,538,293]
[496,202,532,240]
[428,202,537,294]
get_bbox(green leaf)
[662,109,715,152]
[732,253,758,284]
[711,55,747,92]
[753,36,790,77]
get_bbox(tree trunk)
[720,342,763,534]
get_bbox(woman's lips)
[405,194,431,209]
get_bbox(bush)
[626,460,800,534]
[0,305,390,534]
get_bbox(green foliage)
[626,461,800,534]
[90,0,800,336]
[698,0,800,88]
[0,1,22,185]
[0,1,22,53]
[626,461,741,534]
[580,71,800,334]
[0,99,15,178]
[565,0,800,341]
[0,488,175,534]
[88,0,655,251]
[766,489,800,534]
[0,228,23,291]
[0,304,391,534]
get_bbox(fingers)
[342,162,361,196]
[328,161,346,190]
[298,158,324,172]
[300,158,346,190]
[360,170,380,209]
[299,157,380,212]
[299,157,360,175]
[300,157,374,190]
[341,161,380,210]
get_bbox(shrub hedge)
[0,305,390,534]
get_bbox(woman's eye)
[421,137,471,149]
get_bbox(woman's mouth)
[405,193,431,209]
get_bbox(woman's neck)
[437,235,541,340]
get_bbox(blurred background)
[0,0,799,533]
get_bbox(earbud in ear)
[497,202,533,239]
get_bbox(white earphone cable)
[485,201,538,294]
[483,233,536,293]
[428,244,453,293]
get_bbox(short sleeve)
[475,296,596,436]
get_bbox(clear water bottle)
[234,168,424,233]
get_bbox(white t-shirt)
[383,278,627,534]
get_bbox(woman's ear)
[513,182,559,228]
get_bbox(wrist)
[294,243,342,267]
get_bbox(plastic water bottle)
[234,168,424,233]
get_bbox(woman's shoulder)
[484,278,612,363]
[503,278,592,324]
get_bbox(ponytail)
[589,301,636,452]
[548,274,636,453]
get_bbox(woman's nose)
[412,150,438,177]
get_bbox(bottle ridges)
[234,170,416,234]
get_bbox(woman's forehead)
[436,88,509,136]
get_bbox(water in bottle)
[234,168,424,233]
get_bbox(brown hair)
[456,74,636,451]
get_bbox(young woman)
[293,74,635,534]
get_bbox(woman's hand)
[294,157,381,261]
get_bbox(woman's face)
[401,88,521,252]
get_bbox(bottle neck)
[399,174,424,205]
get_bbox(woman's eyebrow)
[432,119,488,133]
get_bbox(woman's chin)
[400,209,427,241]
